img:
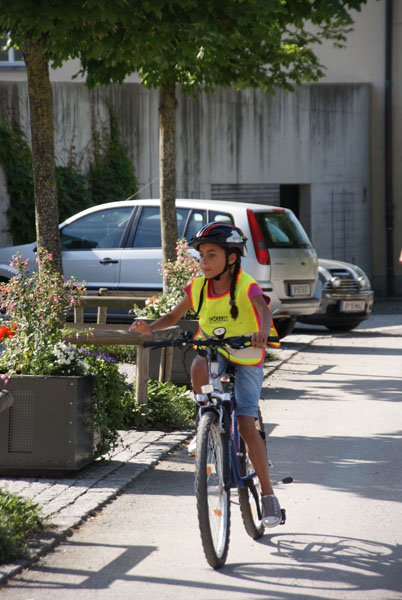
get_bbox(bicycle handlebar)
[142,332,279,350]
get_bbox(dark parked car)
[298,258,374,331]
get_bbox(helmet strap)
[213,250,235,281]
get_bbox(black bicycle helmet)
[189,222,248,256]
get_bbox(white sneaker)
[261,494,282,528]
[187,435,197,456]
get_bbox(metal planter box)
[149,320,198,385]
[0,375,95,476]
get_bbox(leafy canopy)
[67,0,367,93]
[1,0,367,93]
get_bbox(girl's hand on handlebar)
[251,331,269,348]
[129,319,152,334]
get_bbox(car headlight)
[354,266,371,289]
[330,276,341,288]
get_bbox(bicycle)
[143,331,286,569]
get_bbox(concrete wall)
[0,80,370,273]
[176,84,371,271]
[315,0,401,294]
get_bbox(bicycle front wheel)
[195,411,230,569]
[238,408,265,539]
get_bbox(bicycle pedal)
[280,508,286,525]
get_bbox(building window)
[0,35,24,67]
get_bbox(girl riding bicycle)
[130,222,283,528]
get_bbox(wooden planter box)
[148,320,198,385]
[0,375,95,476]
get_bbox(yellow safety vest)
[189,270,280,366]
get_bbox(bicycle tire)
[195,411,231,569]
[238,408,266,539]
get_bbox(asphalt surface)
[0,305,400,589]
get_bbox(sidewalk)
[0,307,399,585]
[0,429,193,584]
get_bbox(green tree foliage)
[72,0,367,93]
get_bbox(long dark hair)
[229,252,241,320]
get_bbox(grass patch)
[265,350,281,362]
[0,490,44,565]
[122,379,195,431]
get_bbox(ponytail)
[229,255,241,320]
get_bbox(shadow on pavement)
[222,533,402,598]
[7,534,401,598]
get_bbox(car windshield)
[255,211,312,249]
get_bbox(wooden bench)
[62,289,179,405]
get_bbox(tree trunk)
[24,31,62,275]
[159,82,178,293]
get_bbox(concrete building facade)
[0,0,400,295]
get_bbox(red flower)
[0,323,17,341]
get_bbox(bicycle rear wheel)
[195,410,230,569]
[238,408,265,539]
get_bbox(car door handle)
[99,257,119,264]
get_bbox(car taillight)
[247,209,270,265]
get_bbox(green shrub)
[56,164,94,222]
[122,379,195,431]
[0,113,138,245]
[0,490,44,565]
[88,111,137,205]
[0,120,35,244]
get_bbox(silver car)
[298,258,374,331]
[0,199,319,337]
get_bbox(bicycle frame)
[143,332,280,567]
[196,346,258,493]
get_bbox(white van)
[0,199,319,337]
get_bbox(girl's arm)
[129,295,192,334]
[251,295,273,348]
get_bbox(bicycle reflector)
[201,384,214,394]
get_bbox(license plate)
[289,283,311,297]
[340,300,365,312]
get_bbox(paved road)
[1,316,401,599]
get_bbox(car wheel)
[274,317,296,339]
[325,321,361,332]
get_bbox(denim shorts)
[217,354,263,419]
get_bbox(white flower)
[53,342,78,366]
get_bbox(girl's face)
[198,243,236,279]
